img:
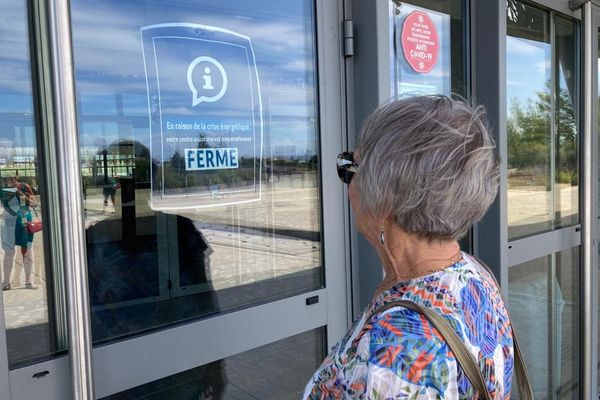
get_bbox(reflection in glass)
[554,16,578,229]
[508,248,580,399]
[101,327,325,400]
[507,2,551,239]
[71,0,323,343]
[506,2,579,239]
[0,0,63,367]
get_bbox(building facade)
[0,0,598,399]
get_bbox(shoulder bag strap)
[368,300,491,400]
[469,255,534,400]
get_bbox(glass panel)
[554,16,578,229]
[507,2,552,239]
[0,0,64,368]
[71,0,323,344]
[507,3,580,240]
[388,0,466,98]
[508,248,580,399]
[100,327,325,400]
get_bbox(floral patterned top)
[303,253,514,399]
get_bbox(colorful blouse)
[303,253,514,399]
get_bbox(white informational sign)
[389,2,451,97]
[141,23,263,210]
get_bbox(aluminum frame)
[46,0,95,398]
[0,292,11,398]
[317,0,353,345]
[581,2,599,398]
[507,226,581,266]
[471,0,509,291]
[348,0,394,314]
[92,289,329,398]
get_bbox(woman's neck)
[373,224,461,298]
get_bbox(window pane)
[509,248,580,399]
[507,2,552,239]
[100,327,325,400]
[71,0,323,344]
[0,0,64,367]
[507,3,580,240]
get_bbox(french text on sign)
[401,10,439,73]
[185,148,239,171]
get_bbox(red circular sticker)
[401,11,439,73]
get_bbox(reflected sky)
[0,0,37,153]
[70,0,318,157]
[0,0,32,102]
[507,36,551,115]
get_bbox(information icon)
[187,56,228,106]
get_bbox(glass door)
[505,2,581,399]
[72,0,328,340]
[1,0,349,398]
[0,0,69,399]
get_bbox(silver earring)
[380,223,385,245]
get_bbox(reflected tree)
[508,80,577,186]
[507,0,527,24]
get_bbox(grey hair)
[355,95,499,241]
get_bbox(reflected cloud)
[70,0,320,192]
[534,60,551,74]
[507,36,550,57]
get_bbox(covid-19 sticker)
[401,11,439,73]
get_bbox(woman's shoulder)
[365,255,514,397]
[450,255,511,324]
[365,304,469,398]
[390,254,512,342]
[398,254,507,313]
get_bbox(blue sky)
[506,36,551,116]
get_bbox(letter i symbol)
[203,67,214,90]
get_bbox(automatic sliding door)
[506,2,581,399]
[0,0,65,371]
[72,0,324,344]
[0,1,71,399]
[68,0,344,397]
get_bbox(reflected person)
[85,140,226,397]
[304,96,521,398]
[102,176,120,213]
[1,175,37,290]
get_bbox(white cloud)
[534,60,551,74]
[506,36,549,57]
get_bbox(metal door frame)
[580,2,600,398]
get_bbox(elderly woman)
[303,96,523,399]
